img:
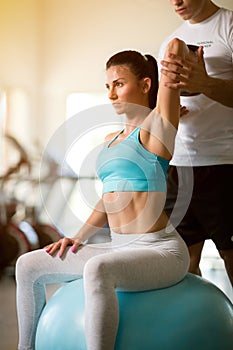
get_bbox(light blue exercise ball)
[35,273,233,350]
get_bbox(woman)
[16,38,192,350]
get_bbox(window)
[65,92,124,176]
[46,92,125,231]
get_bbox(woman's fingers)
[44,238,83,257]
[58,238,71,257]
[70,240,83,253]
[45,238,73,257]
[44,242,57,254]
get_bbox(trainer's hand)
[160,47,207,95]
[45,237,83,258]
[180,105,189,118]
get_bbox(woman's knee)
[83,255,113,292]
[16,252,30,274]
[16,250,44,281]
[84,256,109,280]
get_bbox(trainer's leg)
[188,241,205,276]
[219,248,233,286]
[16,244,111,350]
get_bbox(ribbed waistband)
[110,224,177,245]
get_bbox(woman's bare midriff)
[103,191,169,234]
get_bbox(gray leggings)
[16,226,189,350]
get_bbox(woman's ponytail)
[145,54,159,109]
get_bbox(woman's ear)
[142,77,151,94]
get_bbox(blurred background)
[0,1,232,349]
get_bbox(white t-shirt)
[158,8,233,166]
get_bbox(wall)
[0,0,40,149]
[0,0,232,149]
[38,0,182,145]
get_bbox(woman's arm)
[161,47,233,108]
[45,199,108,257]
[74,199,108,242]
[156,38,189,127]
[141,38,190,159]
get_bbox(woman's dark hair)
[106,50,158,109]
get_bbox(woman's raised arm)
[141,38,190,160]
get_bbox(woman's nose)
[108,87,117,100]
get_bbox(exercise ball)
[35,273,233,350]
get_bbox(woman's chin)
[112,103,126,115]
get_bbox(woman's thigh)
[16,242,113,284]
[84,245,188,292]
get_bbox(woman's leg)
[16,243,111,350]
[84,230,189,350]
[16,230,189,350]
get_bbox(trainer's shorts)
[165,164,233,251]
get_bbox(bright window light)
[66,92,109,119]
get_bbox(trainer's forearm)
[201,76,233,108]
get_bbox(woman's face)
[106,65,150,115]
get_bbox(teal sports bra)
[96,126,169,194]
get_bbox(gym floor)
[0,246,232,350]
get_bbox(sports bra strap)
[107,128,125,147]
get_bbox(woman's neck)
[124,104,151,133]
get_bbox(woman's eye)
[116,82,123,87]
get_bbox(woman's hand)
[45,237,83,258]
